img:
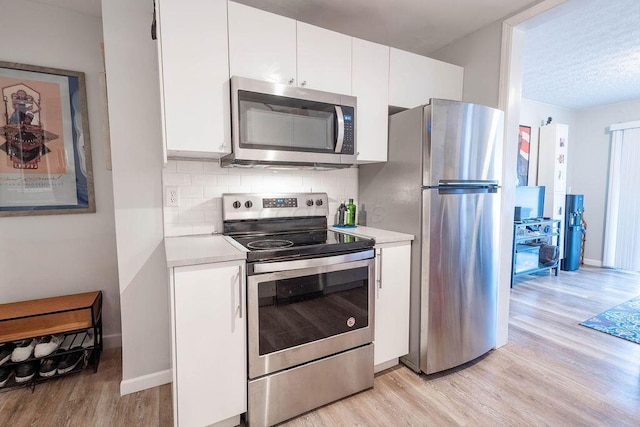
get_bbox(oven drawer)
[247,256,375,378]
[248,344,374,427]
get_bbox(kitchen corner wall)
[162,160,359,236]
[0,0,121,348]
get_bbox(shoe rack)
[0,291,103,391]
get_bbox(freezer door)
[423,99,504,187]
[420,187,499,374]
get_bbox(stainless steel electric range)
[222,192,375,427]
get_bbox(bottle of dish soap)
[346,198,356,226]
[337,201,347,226]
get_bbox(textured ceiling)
[522,0,640,110]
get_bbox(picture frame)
[0,61,95,216]
[517,125,531,186]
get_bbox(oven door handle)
[252,249,374,274]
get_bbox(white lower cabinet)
[373,242,411,371]
[171,261,246,427]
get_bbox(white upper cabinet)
[157,0,231,158]
[389,48,463,108]
[352,38,390,163]
[228,3,351,94]
[296,22,352,94]
[228,2,297,85]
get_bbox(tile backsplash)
[162,160,359,236]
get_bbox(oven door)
[247,251,374,379]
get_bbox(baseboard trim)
[103,333,122,349]
[583,259,602,267]
[374,358,399,373]
[120,369,172,396]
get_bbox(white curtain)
[603,123,640,270]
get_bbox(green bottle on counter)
[346,198,356,226]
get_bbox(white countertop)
[329,225,414,244]
[165,235,246,268]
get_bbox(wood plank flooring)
[1,266,639,426]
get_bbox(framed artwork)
[517,125,531,186]
[0,61,95,216]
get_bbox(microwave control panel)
[340,106,355,154]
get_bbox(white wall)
[571,99,640,265]
[0,0,121,347]
[163,161,359,236]
[431,21,503,108]
[520,99,578,185]
[102,0,170,394]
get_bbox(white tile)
[203,186,228,198]
[163,207,180,224]
[228,185,247,194]
[177,198,192,209]
[180,185,204,199]
[176,160,204,174]
[163,160,177,172]
[204,208,223,222]
[302,176,322,190]
[192,223,218,235]
[202,161,226,174]
[217,174,243,187]
[179,209,205,224]
[164,223,194,237]
[163,173,192,186]
[192,174,218,186]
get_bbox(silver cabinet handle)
[300,80,307,86]
[376,249,383,289]
[288,78,295,84]
[237,265,243,318]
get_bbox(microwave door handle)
[335,105,345,153]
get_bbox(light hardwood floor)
[1,266,639,426]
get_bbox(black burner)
[247,239,294,250]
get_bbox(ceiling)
[522,0,640,110]
[31,0,640,111]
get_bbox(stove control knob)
[245,201,253,208]
[315,199,323,206]
[232,201,241,209]
[306,199,314,207]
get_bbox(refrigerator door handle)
[423,181,500,194]
[437,179,499,187]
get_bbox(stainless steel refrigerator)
[359,99,503,374]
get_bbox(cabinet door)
[158,0,231,158]
[352,38,390,163]
[172,262,246,427]
[374,243,411,367]
[228,1,297,85]
[428,58,464,101]
[389,48,463,108]
[296,22,352,94]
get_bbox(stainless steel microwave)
[221,76,357,169]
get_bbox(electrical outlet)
[165,186,179,207]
